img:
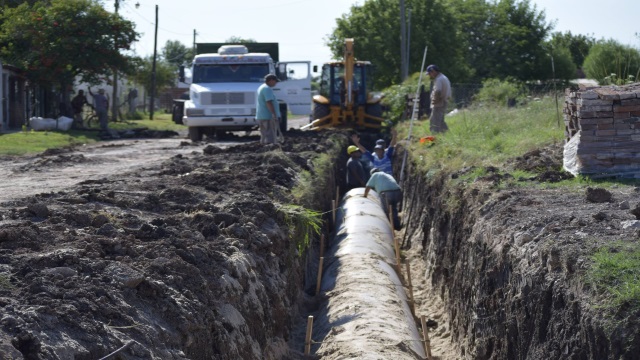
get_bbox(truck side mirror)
[179,65,185,83]
[313,65,318,73]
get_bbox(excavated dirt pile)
[0,130,342,359]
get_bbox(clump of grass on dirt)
[278,204,322,254]
[587,241,640,311]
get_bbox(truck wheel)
[280,112,288,134]
[313,103,330,121]
[215,129,226,139]
[366,102,382,118]
[279,103,288,133]
[188,127,202,142]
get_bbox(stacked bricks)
[564,83,640,178]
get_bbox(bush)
[583,39,640,85]
[473,78,527,106]
[381,72,425,122]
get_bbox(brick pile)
[563,83,640,178]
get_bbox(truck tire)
[279,103,288,133]
[313,103,330,121]
[365,102,382,118]
[172,101,185,124]
[188,127,202,142]
[215,129,226,139]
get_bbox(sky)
[119,0,640,69]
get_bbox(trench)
[290,139,639,359]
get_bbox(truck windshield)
[192,64,270,83]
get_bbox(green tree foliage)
[225,36,256,43]
[549,31,595,69]
[130,56,176,98]
[329,0,553,86]
[162,40,193,68]
[0,0,138,90]
[535,45,576,81]
[447,0,551,82]
[327,0,464,88]
[583,39,640,85]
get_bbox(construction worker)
[364,168,402,230]
[426,64,451,133]
[346,145,368,191]
[256,74,281,144]
[351,128,398,176]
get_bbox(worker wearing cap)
[346,145,368,190]
[426,64,451,133]
[364,168,402,230]
[256,74,281,144]
[350,128,398,176]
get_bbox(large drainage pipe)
[312,188,425,359]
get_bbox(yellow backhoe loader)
[304,38,385,131]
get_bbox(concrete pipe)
[312,188,425,359]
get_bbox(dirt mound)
[0,130,344,359]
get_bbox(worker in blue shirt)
[363,167,402,230]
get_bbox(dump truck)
[304,38,385,131]
[174,42,312,141]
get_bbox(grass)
[587,241,640,311]
[278,204,323,254]
[0,112,186,156]
[400,95,565,172]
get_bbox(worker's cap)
[370,168,380,175]
[347,145,359,155]
[264,74,280,82]
[376,139,385,146]
[426,64,440,73]
[374,144,384,150]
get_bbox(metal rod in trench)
[400,45,428,184]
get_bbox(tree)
[327,0,465,88]
[549,31,595,69]
[0,0,138,99]
[583,39,640,84]
[225,36,256,43]
[446,0,552,82]
[130,56,176,101]
[162,40,193,68]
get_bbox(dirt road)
[0,116,311,204]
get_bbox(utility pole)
[193,29,197,54]
[400,0,407,81]
[111,0,120,123]
[150,5,158,120]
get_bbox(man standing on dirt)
[89,88,109,131]
[427,64,451,133]
[71,90,88,128]
[256,74,281,144]
[364,168,402,230]
[346,145,368,191]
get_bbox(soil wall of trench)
[398,145,640,360]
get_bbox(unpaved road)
[0,117,310,204]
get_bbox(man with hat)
[89,88,109,131]
[256,74,281,144]
[350,128,398,176]
[364,168,403,230]
[346,145,368,191]
[426,64,451,133]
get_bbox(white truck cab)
[182,45,311,141]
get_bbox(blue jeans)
[379,189,402,229]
